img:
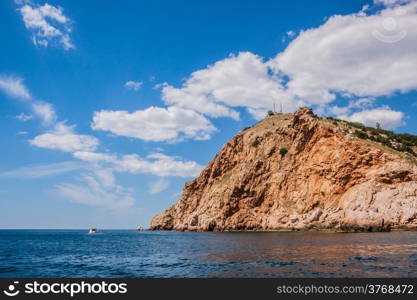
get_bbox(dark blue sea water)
[0,230,417,278]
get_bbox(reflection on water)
[0,230,416,277]
[197,232,417,277]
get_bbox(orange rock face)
[150,107,417,232]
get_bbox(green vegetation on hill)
[242,112,417,157]
[251,139,261,147]
[279,147,288,156]
[326,117,417,157]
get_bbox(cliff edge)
[150,107,417,232]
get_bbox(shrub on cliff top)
[252,140,261,147]
[354,130,369,140]
[279,147,288,156]
[350,122,367,130]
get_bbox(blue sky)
[1,0,417,228]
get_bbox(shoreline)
[149,226,417,233]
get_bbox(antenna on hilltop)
[280,103,283,114]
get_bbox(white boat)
[89,228,98,234]
[136,226,145,231]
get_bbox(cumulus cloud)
[124,81,142,91]
[73,151,203,178]
[115,153,203,177]
[270,2,417,101]
[30,133,98,152]
[30,122,99,152]
[338,107,405,129]
[161,52,297,120]
[0,75,31,100]
[152,1,417,128]
[92,106,216,142]
[148,178,169,195]
[55,168,134,211]
[328,98,375,116]
[17,2,74,50]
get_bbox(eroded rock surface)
[150,107,417,232]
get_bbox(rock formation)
[150,107,417,232]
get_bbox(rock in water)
[150,107,417,232]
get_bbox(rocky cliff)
[150,107,417,232]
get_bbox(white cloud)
[0,75,96,154]
[16,131,29,135]
[30,122,99,153]
[30,133,98,152]
[374,0,414,7]
[73,149,202,179]
[286,30,296,37]
[0,75,98,154]
[148,178,169,195]
[338,107,405,129]
[31,101,56,125]
[73,151,203,178]
[161,52,298,120]
[17,3,74,50]
[328,98,375,115]
[153,2,417,127]
[0,75,31,100]
[0,75,59,126]
[124,81,142,91]
[16,113,33,122]
[0,161,85,179]
[270,2,417,102]
[114,153,203,177]
[92,106,216,142]
[55,168,134,211]
[60,33,74,50]
[73,151,115,163]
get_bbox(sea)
[0,230,416,278]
